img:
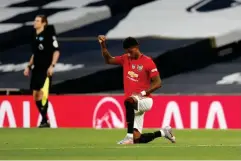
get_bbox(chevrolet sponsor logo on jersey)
[128,71,138,78]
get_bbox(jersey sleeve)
[46,26,59,52]
[147,59,159,78]
[114,54,125,65]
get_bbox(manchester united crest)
[137,65,143,71]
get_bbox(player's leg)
[134,126,176,144]
[39,77,51,127]
[33,90,49,127]
[31,70,50,128]
[133,97,176,144]
[132,96,157,143]
[134,128,160,143]
[31,71,46,127]
[32,90,45,123]
[118,95,155,144]
[117,97,137,144]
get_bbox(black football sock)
[35,100,46,123]
[42,99,49,123]
[154,130,162,138]
[124,101,135,134]
[35,100,42,113]
[135,131,163,144]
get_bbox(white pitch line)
[2,160,241,161]
[0,144,240,151]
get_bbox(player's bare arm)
[145,75,162,95]
[98,35,118,64]
[23,55,34,76]
[47,50,60,76]
[51,51,60,66]
[50,32,60,67]
[28,54,34,67]
[47,32,60,76]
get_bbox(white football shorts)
[130,95,153,133]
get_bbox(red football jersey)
[114,54,159,98]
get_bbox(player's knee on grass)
[134,128,142,144]
[134,132,157,144]
[134,128,141,139]
[124,97,138,110]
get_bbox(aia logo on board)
[92,97,125,129]
[187,0,241,12]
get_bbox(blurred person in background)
[24,15,60,128]
[98,35,175,144]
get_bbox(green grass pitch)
[0,128,240,160]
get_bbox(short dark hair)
[36,15,48,26]
[123,37,139,49]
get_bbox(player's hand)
[23,67,30,77]
[132,92,146,98]
[131,93,142,99]
[98,35,106,43]
[47,66,54,76]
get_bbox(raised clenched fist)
[98,35,106,43]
